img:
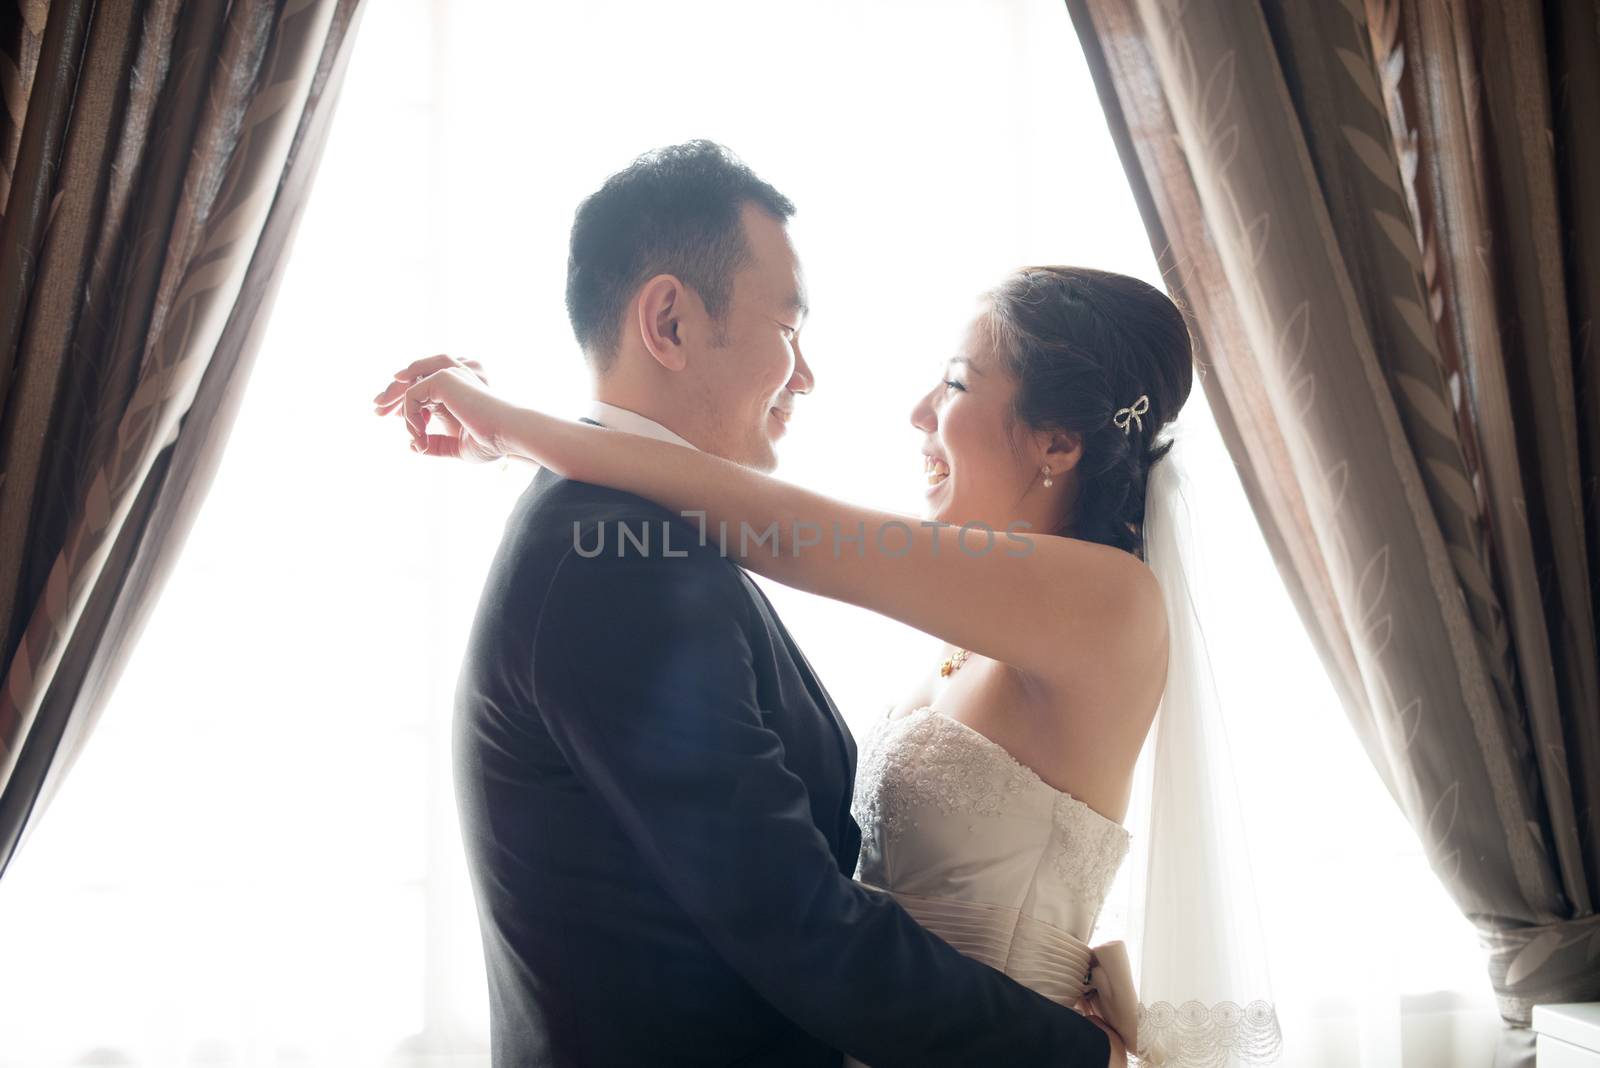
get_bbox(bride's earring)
[1041,464,1053,488]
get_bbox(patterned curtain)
[1063,0,1599,1063]
[0,0,365,876]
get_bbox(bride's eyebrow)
[948,355,983,376]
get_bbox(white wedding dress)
[844,703,1133,1068]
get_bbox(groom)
[452,141,1118,1067]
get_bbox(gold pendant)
[939,648,971,678]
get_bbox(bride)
[376,265,1281,1066]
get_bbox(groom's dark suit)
[454,457,1112,1066]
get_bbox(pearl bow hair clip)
[1113,394,1150,433]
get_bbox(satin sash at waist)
[869,886,1139,1052]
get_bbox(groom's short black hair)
[565,140,796,370]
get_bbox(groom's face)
[688,204,813,472]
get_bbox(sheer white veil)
[1121,430,1283,1065]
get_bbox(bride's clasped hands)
[371,352,618,487]
[371,353,519,463]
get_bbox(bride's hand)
[372,354,512,463]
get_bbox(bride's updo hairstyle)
[985,266,1194,559]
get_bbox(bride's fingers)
[373,376,428,410]
[399,354,480,388]
[398,353,462,382]
[372,354,468,406]
[413,433,461,458]
[402,374,445,445]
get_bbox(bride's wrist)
[486,402,531,464]
[499,405,568,471]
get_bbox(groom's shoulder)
[521,470,696,540]
[513,470,740,581]
[510,473,753,636]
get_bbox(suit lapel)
[735,570,857,767]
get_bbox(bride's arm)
[498,406,1164,685]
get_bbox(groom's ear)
[636,274,690,372]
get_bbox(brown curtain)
[0,0,365,876]
[1064,0,1599,1063]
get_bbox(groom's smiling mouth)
[769,405,792,433]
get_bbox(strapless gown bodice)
[850,705,1132,1009]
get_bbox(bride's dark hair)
[985,265,1194,559]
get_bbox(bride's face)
[910,313,1051,531]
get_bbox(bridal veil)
[1121,432,1283,1066]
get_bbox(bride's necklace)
[938,647,971,678]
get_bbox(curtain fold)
[0,0,366,876]
[1065,0,1599,1063]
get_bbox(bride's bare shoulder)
[1028,542,1167,688]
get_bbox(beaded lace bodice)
[846,706,1284,1067]
[851,705,1131,984]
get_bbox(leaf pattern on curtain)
[1359,1,1600,939]
[0,0,365,877]
[1167,0,1556,910]
[2,0,336,783]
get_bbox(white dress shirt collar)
[583,400,700,451]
